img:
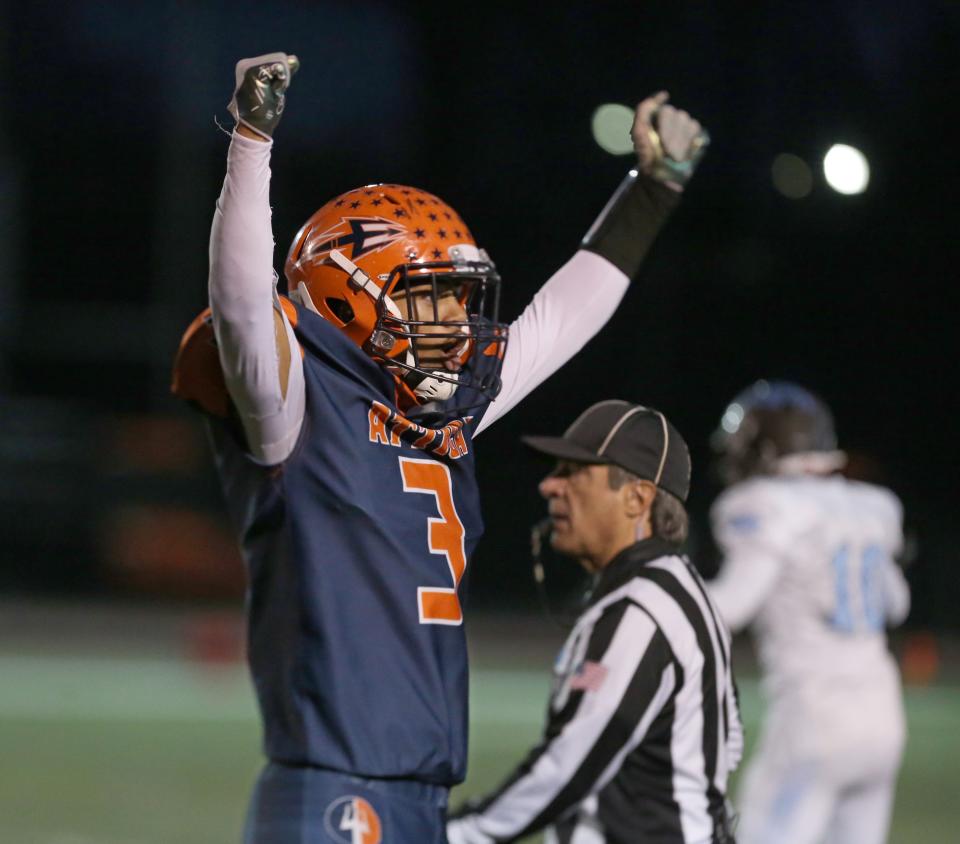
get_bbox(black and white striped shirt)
[448,537,743,844]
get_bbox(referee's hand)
[447,814,496,844]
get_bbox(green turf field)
[0,653,956,843]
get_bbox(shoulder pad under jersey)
[171,297,298,418]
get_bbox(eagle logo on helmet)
[301,217,410,263]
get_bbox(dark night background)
[2,2,958,626]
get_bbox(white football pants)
[735,678,905,844]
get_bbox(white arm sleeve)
[208,132,305,465]
[475,250,628,435]
[882,492,910,625]
[708,482,791,633]
[882,563,911,627]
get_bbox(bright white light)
[591,103,635,156]
[721,403,744,434]
[823,144,870,195]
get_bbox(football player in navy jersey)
[171,53,709,843]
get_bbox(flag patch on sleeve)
[570,661,608,692]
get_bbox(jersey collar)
[589,537,684,605]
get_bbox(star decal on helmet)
[302,216,410,262]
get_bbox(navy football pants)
[243,762,450,843]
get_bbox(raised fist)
[631,91,709,189]
[227,52,300,139]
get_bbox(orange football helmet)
[284,183,507,402]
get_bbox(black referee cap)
[522,400,692,502]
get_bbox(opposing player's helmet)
[284,184,507,403]
[712,380,843,484]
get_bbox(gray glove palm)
[227,52,300,139]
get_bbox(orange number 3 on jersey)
[399,457,467,625]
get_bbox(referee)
[448,401,743,844]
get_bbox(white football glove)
[632,91,709,187]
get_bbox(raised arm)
[707,484,790,633]
[476,93,708,433]
[208,53,306,465]
[707,547,785,633]
[882,491,911,626]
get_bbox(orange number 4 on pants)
[399,457,467,625]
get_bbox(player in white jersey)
[708,380,909,844]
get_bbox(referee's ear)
[623,479,657,520]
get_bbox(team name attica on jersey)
[367,400,472,459]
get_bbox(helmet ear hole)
[325,297,355,325]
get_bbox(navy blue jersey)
[210,302,497,786]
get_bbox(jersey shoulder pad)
[171,296,299,418]
[711,477,808,552]
[846,479,904,551]
[171,307,229,418]
[850,480,903,522]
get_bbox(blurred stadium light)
[771,152,813,199]
[823,143,870,194]
[591,103,635,155]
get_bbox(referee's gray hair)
[607,465,689,546]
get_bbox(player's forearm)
[581,170,681,278]
[208,131,276,326]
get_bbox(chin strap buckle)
[369,330,396,353]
